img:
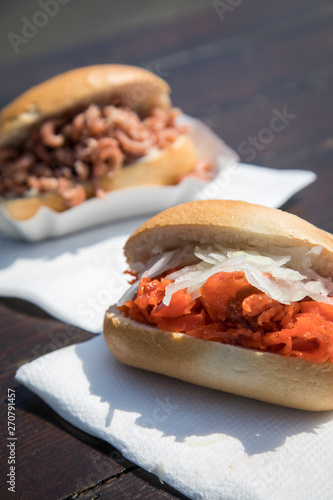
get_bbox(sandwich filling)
[0,102,188,207]
[118,245,333,362]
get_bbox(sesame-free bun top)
[0,64,171,148]
[125,200,333,277]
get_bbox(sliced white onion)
[117,246,196,307]
[194,247,227,265]
[118,243,333,308]
[244,266,307,304]
[163,245,333,306]
[117,280,140,307]
[117,250,176,307]
[142,251,175,279]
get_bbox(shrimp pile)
[0,102,185,207]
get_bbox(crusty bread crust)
[104,305,333,411]
[104,201,333,410]
[3,192,67,220]
[98,134,196,191]
[0,64,171,148]
[3,134,197,220]
[125,200,333,277]
[0,64,199,220]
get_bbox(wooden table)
[1,1,333,498]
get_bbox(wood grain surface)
[1,0,333,498]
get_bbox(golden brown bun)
[3,192,67,220]
[0,65,199,220]
[103,200,333,410]
[104,306,333,411]
[3,134,197,220]
[97,134,196,191]
[0,64,171,148]
[125,200,333,277]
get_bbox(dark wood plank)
[0,300,131,500]
[0,299,92,372]
[5,388,132,499]
[69,467,189,500]
[0,0,325,107]
[0,298,189,499]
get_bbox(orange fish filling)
[119,270,333,362]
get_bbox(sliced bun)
[0,65,200,220]
[0,64,171,148]
[3,192,68,221]
[125,200,333,277]
[3,134,197,220]
[104,306,333,411]
[103,200,333,411]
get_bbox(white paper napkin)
[0,216,135,332]
[16,334,333,500]
[0,114,316,242]
[193,162,316,209]
[0,164,316,332]
[7,157,326,500]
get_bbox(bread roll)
[0,65,198,220]
[104,200,333,411]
